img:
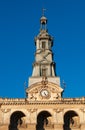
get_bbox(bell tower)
[32,16,55,77]
[27,13,63,100]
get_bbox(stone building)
[0,14,85,130]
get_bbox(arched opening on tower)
[36,111,52,130]
[9,111,26,130]
[63,110,80,130]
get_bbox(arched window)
[36,111,52,130]
[63,110,80,130]
[9,111,26,130]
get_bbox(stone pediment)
[27,82,63,93]
[26,78,63,100]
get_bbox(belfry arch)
[9,111,26,130]
[63,110,80,130]
[36,110,52,130]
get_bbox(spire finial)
[40,8,47,30]
[42,8,46,16]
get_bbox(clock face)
[40,89,49,97]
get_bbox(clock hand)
[44,92,47,95]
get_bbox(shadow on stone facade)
[8,111,25,130]
[36,111,52,130]
[63,110,80,130]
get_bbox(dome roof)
[40,16,47,24]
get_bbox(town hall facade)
[0,14,85,130]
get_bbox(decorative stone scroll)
[27,108,37,113]
[54,108,63,113]
[80,108,85,113]
[41,76,48,88]
[1,109,11,113]
[29,92,37,100]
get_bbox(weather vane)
[42,8,46,16]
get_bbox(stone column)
[27,108,37,130]
[0,125,8,130]
[80,124,85,130]
[54,124,63,130]
[27,123,36,130]
[80,108,85,130]
[53,108,64,130]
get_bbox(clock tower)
[26,14,63,100]
[33,16,55,78]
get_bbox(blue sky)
[0,0,85,98]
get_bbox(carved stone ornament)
[53,93,61,99]
[54,108,63,113]
[29,93,37,100]
[1,109,11,113]
[80,108,85,113]
[41,76,48,87]
[50,87,56,93]
[33,89,38,94]
[27,108,37,113]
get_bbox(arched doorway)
[63,110,80,130]
[36,111,52,130]
[9,111,25,130]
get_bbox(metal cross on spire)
[42,8,46,16]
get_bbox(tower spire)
[32,14,56,78]
[28,13,61,88]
